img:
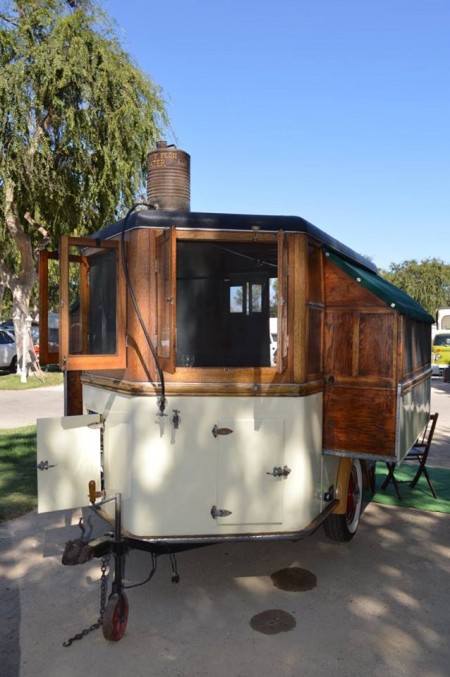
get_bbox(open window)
[39,250,60,365]
[169,235,285,370]
[39,236,126,371]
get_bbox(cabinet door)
[37,414,102,513]
[215,418,286,526]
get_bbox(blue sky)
[105,0,450,270]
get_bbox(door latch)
[212,425,233,438]
[211,505,232,519]
[266,465,291,478]
[37,460,57,471]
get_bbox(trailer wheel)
[102,592,129,641]
[323,458,362,542]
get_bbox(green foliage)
[380,258,450,317]
[0,0,169,260]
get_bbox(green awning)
[326,251,434,324]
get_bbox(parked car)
[0,320,40,358]
[0,329,17,373]
[431,330,450,376]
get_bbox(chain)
[63,555,111,648]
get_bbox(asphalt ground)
[0,379,449,676]
[0,381,63,429]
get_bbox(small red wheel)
[102,592,129,641]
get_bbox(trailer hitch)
[62,494,130,645]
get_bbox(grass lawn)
[0,372,62,523]
[0,370,63,390]
[0,426,37,523]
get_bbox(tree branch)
[0,13,19,27]
[4,179,36,276]
[24,211,51,253]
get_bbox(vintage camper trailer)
[37,144,433,641]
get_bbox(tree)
[380,258,450,318]
[0,0,169,366]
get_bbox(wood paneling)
[323,385,396,456]
[324,260,386,309]
[323,256,399,457]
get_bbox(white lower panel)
[82,387,325,537]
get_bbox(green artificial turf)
[374,463,450,513]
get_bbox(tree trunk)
[3,178,38,373]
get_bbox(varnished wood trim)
[292,235,307,382]
[325,376,396,389]
[325,305,393,314]
[81,372,324,398]
[175,229,278,243]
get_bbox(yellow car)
[432,331,450,376]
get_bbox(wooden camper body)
[37,210,433,539]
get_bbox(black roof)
[93,209,378,273]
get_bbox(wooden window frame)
[40,236,126,371]
[156,227,177,374]
[39,250,59,365]
[157,228,288,377]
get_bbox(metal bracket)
[266,465,291,478]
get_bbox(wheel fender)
[333,457,354,515]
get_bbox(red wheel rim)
[103,593,129,641]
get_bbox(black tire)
[102,592,129,641]
[323,458,363,542]
[8,356,17,374]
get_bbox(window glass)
[230,285,244,313]
[433,333,450,347]
[67,247,118,355]
[251,284,262,312]
[0,331,14,345]
[176,240,278,368]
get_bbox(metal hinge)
[266,465,291,478]
[37,460,57,471]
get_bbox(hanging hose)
[120,202,167,416]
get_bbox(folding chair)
[381,412,439,500]
[404,412,439,499]
[382,461,402,499]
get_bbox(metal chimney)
[147,141,191,211]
